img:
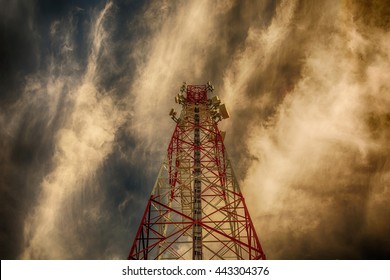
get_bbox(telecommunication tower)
[128,83,266,260]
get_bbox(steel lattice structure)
[128,83,266,260]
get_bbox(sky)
[0,0,389,260]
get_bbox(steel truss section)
[128,84,266,260]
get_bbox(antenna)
[128,83,266,260]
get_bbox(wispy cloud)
[232,0,390,258]
[21,1,126,259]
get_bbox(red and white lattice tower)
[128,83,266,260]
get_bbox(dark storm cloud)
[1,0,389,260]
[0,0,137,259]
[227,0,390,259]
[0,0,65,258]
[0,0,37,103]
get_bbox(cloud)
[1,0,389,259]
[126,1,232,158]
[234,0,390,259]
[16,1,126,259]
